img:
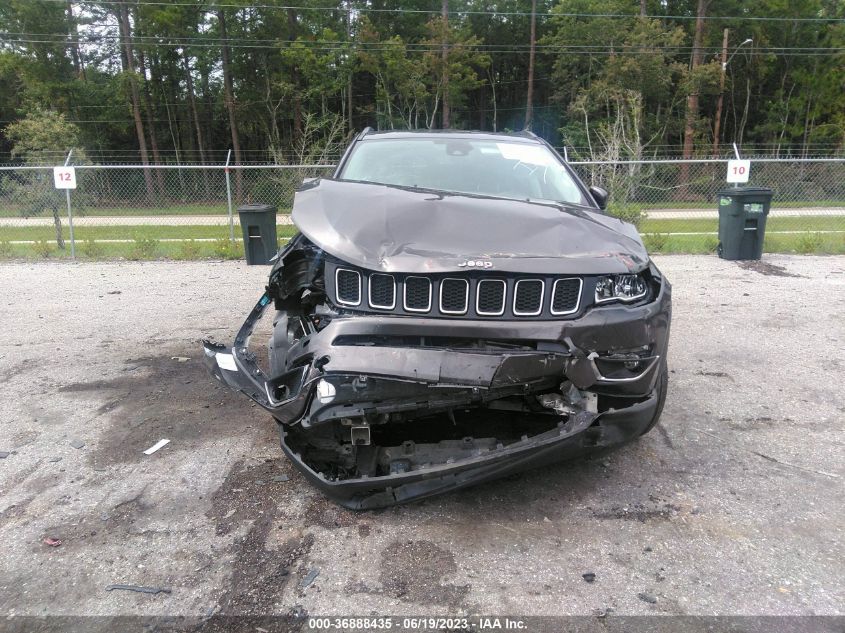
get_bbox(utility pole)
[712,28,729,157]
[713,34,752,157]
[441,0,450,129]
[524,0,537,130]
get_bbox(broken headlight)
[594,274,648,304]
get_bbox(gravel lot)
[0,255,843,622]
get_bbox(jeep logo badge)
[458,259,493,269]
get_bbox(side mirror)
[589,186,609,210]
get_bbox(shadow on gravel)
[58,352,261,468]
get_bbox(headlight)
[595,274,648,304]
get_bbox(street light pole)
[713,33,752,157]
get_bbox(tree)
[3,110,83,248]
[218,8,242,198]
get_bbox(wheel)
[639,363,669,436]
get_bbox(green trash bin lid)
[237,203,276,213]
[716,186,773,197]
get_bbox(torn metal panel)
[202,129,672,508]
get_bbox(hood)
[291,179,648,275]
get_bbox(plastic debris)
[172,356,190,363]
[300,568,319,589]
[582,572,596,583]
[637,592,658,604]
[272,474,290,482]
[143,439,170,455]
[0,451,9,459]
[105,584,171,595]
[69,439,85,450]
[43,537,62,547]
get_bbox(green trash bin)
[237,203,278,265]
[716,187,773,261]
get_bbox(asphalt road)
[0,256,842,623]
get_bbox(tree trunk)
[218,8,243,200]
[117,5,154,200]
[52,206,65,250]
[640,0,647,17]
[441,0,450,129]
[66,0,85,80]
[138,48,165,195]
[524,0,537,130]
[346,0,354,132]
[183,50,211,197]
[712,28,729,157]
[288,9,303,140]
[679,0,708,192]
[183,50,208,166]
[489,65,498,132]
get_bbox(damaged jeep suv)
[203,130,671,509]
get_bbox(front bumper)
[203,273,671,508]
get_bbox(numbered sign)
[53,166,77,190]
[726,160,750,184]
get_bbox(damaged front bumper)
[203,271,670,509]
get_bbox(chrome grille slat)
[476,279,506,316]
[331,264,583,318]
[513,279,544,316]
[551,278,582,315]
[403,276,432,312]
[335,268,361,306]
[439,278,469,314]
[368,273,396,309]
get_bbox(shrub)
[129,237,159,260]
[32,239,53,258]
[81,238,105,259]
[212,238,243,260]
[643,233,668,253]
[703,236,719,253]
[607,203,644,228]
[796,232,823,254]
[177,240,202,260]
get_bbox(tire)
[639,363,669,436]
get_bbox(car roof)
[358,129,543,144]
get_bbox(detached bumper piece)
[203,267,670,509]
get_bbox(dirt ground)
[0,255,842,623]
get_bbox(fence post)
[224,150,235,242]
[65,150,76,260]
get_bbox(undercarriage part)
[284,382,614,483]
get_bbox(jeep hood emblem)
[458,259,493,269]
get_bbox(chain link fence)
[0,158,843,259]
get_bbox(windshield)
[338,137,590,206]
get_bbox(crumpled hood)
[291,179,649,275]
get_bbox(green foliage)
[607,202,644,227]
[643,233,669,253]
[796,232,823,254]
[32,239,53,258]
[0,0,842,167]
[4,109,81,163]
[81,238,105,259]
[129,237,159,260]
[703,236,719,253]
[0,240,12,258]
[212,238,243,260]
[176,239,202,260]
